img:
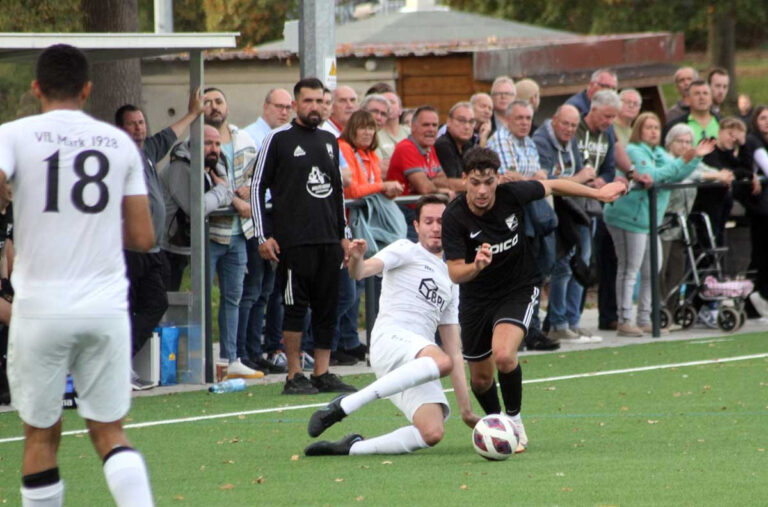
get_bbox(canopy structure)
[0,32,239,384]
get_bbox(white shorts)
[7,314,132,428]
[370,326,450,423]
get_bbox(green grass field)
[1,333,767,505]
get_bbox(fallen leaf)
[556,472,565,477]
[291,455,299,461]
[223,459,235,464]
[252,476,265,484]
[173,495,184,501]
[758,448,765,452]
[247,392,254,397]
[219,484,234,490]
[355,496,364,502]
[647,420,659,424]
[545,386,556,391]
[562,487,573,492]
[620,406,630,411]
[460,484,468,490]
[199,466,206,471]
[381,460,392,465]
[238,415,246,420]
[335,478,344,483]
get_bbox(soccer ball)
[472,414,519,461]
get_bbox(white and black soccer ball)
[472,414,519,461]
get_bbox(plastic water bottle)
[208,378,247,394]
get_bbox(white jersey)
[0,109,147,317]
[372,239,459,340]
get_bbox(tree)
[203,0,299,47]
[82,0,142,123]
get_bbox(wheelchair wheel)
[739,310,748,329]
[674,305,696,329]
[659,308,672,330]
[717,307,739,332]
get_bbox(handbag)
[570,245,598,288]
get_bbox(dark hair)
[293,77,325,98]
[341,110,379,151]
[412,105,439,124]
[707,67,728,84]
[751,105,768,136]
[685,79,709,95]
[115,104,142,127]
[366,82,394,95]
[203,87,227,100]
[35,44,89,101]
[414,194,448,221]
[462,147,500,174]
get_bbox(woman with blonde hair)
[603,112,715,337]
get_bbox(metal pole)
[299,0,336,87]
[154,0,174,33]
[648,186,660,338]
[189,50,207,383]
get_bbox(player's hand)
[188,87,204,116]
[596,181,627,203]
[348,239,367,259]
[473,243,492,271]
[341,238,351,267]
[461,410,481,429]
[258,237,280,262]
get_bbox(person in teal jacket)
[603,112,716,337]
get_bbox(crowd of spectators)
[4,62,768,401]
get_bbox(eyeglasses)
[621,100,641,108]
[451,117,476,126]
[492,92,515,98]
[596,82,617,90]
[268,103,292,112]
[673,138,693,145]
[367,109,388,117]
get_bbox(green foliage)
[442,0,768,50]
[0,0,82,32]
[203,0,299,47]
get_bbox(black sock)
[471,379,501,414]
[498,364,522,417]
[22,467,60,488]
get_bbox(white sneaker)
[549,328,592,344]
[508,416,528,453]
[749,292,768,317]
[301,351,315,371]
[226,358,264,379]
[571,327,603,343]
[268,351,288,369]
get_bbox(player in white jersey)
[0,45,155,506]
[304,195,479,456]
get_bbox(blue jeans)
[333,270,362,351]
[529,231,556,330]
[548,224,592,330]
[237,238,276,360]
[210,233,247,362]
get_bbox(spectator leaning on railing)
[603,112,716,338]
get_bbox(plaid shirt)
[487,127,542,177]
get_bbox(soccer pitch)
[1,333,767,506]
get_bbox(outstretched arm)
[348,239,385,280]
[439,324,480,428]
[540,178,627,203]
[169,88,204,138]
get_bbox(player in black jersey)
[442,147,625,451]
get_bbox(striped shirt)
[487,127,542,177]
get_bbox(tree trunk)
[82,0,142,123]
[707,4,737,114]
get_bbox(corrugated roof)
[155,9,580,61]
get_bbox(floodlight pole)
[154,0,174,33]
[299,0,336,88]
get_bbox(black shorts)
[278,243,343,348]
[459,285,540,361]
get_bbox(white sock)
[103,449,154,507]
[349,425,429,455]
[21,481,64,507]
[340,356,440,415]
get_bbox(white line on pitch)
[0,352,766,445]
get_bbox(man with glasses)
[244,88,293,148]
[489,76,516,136]
[566,69,618,116]
[613,88,643,147]
[434,102,478,186]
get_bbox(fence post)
[648,185,661,338]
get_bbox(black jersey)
[251,120,346,250]
[442,180,545,303]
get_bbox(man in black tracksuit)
[251,77,357,395]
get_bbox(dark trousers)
[237,238,276,360]
[125,250,169,357]
[595,217,618,327]
[749,213,768,299]
[163,250,189,292]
